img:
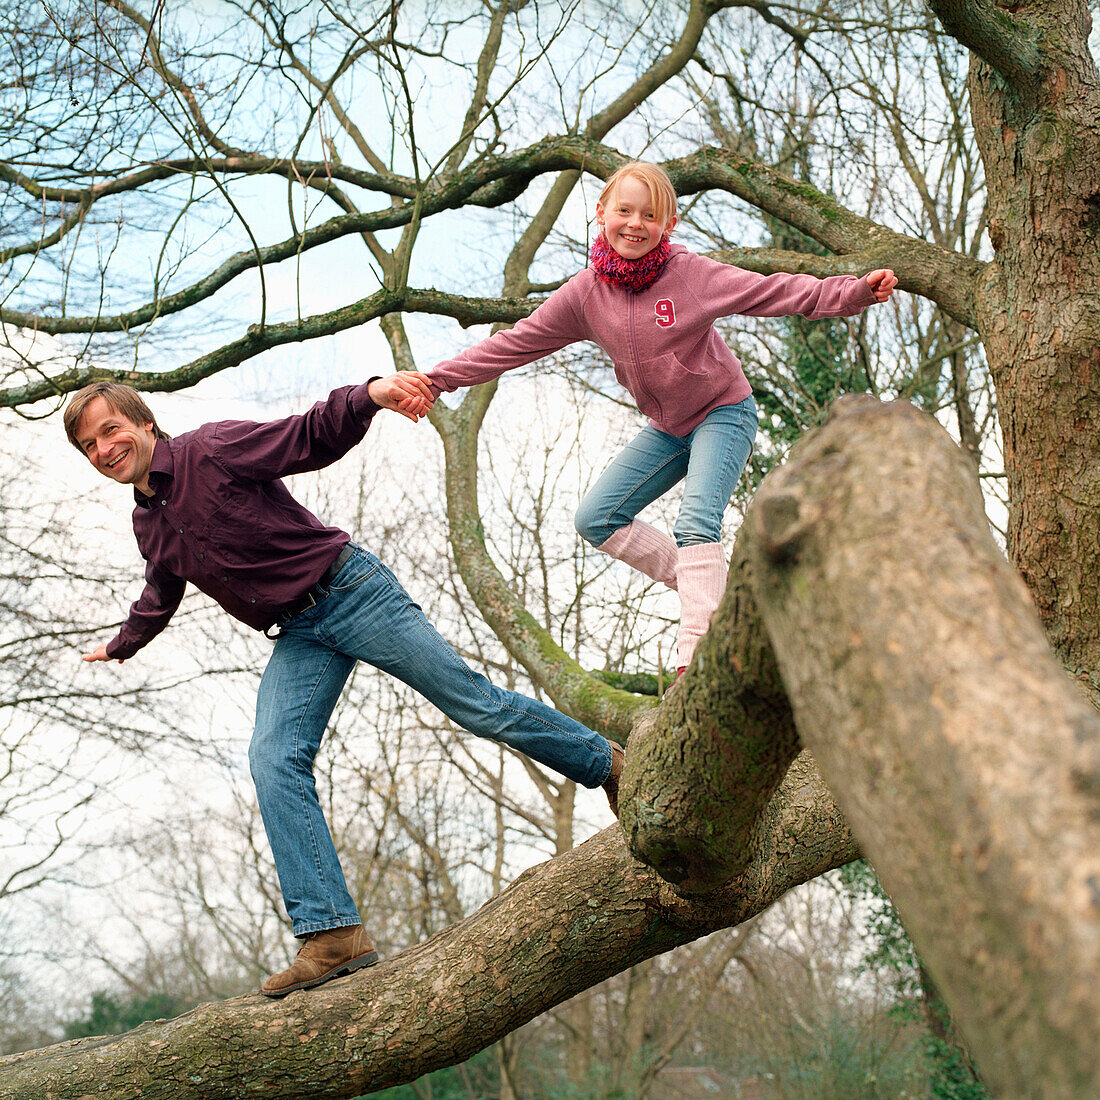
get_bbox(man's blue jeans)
[249,545,613,937]
[575,397,758,547]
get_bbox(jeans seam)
[289,645,346,921]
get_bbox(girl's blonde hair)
[598,162,678,229]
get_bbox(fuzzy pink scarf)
[589,232,672,293]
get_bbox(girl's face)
[597,176,676,260]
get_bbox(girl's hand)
[368,373,436,422]
[865,269,898,303]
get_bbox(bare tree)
[1,0,1098,1097]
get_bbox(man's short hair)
[63,381,170,452]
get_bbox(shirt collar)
[134,437,175,507]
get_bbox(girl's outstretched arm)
[423,279,587,396]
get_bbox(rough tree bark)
[929,0,1100,689]
[748,396,1100,1097]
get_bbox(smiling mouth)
[107,449,130,469]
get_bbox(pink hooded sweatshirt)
[425,244,877,437]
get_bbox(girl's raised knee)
[574,508,602,546]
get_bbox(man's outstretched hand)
[368,373,436,422]
[82,643,123,664]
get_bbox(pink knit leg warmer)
[675,542,728,670]
[596,521,679,590]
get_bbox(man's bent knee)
[248,737,302,786]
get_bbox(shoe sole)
[260,950,380,998]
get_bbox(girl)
[418,162,897,673]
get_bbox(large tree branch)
[621,533,800,894]
[928,0,1043,87]
[3,138,983,336]
[0,156,417,208]
[749,395,1100,1096]
[0,753,854,1100]
[0,288,536,407]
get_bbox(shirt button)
[222,575,228,583]
[250,598,256,604]
[161,500,167,506]
[178,527,184,534]
[199,552,205,560]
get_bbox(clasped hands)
[367,372,437,422]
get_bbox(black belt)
[273,544,354,627]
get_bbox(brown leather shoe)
[603,742,625,818]
[261,924,379,998]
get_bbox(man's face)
[74,395,157,493]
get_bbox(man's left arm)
[213,373,434,481]
[83,558,187,664]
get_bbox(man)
[67,374,624,997]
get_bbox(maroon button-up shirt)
[105,382,380,660]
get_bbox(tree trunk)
[937,0,1100,690]
[749,395,1100,1098]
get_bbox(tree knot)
[757,491,821,564]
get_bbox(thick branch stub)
[757,491,822,564]
[749,396,1100,1098]
[621,535,801,895]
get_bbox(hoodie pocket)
[646,351,710,380]
[638,352,718,417]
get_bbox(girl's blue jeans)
[575,397,758,547]
[250,545,613,937]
